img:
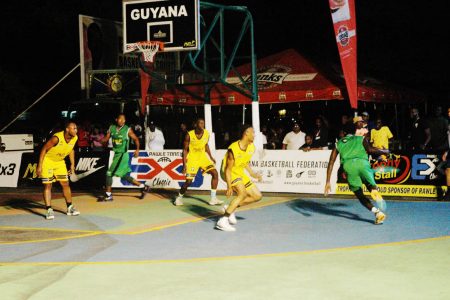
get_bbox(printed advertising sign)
[336,152,447,197]
[18,152,110,188]
[0,152,22,187]
[112,150,338,194]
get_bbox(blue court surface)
[0,192,449,299]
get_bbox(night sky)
[0,0,448,129]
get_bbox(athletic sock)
[371,207,380,214]
[106,192,112,196]
[138,183,145,188]
[211,189,217,198]
[66,202,72,208]
[178,192,184,198]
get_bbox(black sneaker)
[98,194,113,202]
[139,186,149,200]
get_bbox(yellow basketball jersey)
[226,141,255,174]
[45,131,78,162]
[188,129,209,155]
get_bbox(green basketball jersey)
[109,124,129,153]
[336,135,368,164]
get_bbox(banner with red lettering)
[329,0,358,109]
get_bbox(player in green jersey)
[325,117,389,224]
[98,114,146,201]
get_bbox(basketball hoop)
[135,41,164,63]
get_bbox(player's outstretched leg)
[354,188,386,224]
[43,183,54,220]
[60,180,80,216]
[207,169,223,205]
[174,179,192,206]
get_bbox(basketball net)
[135,41,164,63]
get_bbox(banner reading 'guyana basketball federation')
[329,0,358,109]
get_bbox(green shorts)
[343,158,376,192]
[107,152,131,177]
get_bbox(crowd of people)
[69,105,449,156]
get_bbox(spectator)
[370,118,393,160]
[312,116,329,148]
[266,128,279,150]
[354,116,369,137]
[76,120,91,152]
[282,121,306,150]
[427,106,449,151]
[407,107,431,150]
[145,120,165,151]
[261,124,268,149]
[177,122,188,149]
[90,126,106,152]
[362,111,375,132]
[300,134,321,151]
[442,150,450,201]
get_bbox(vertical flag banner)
[329,0,358,109]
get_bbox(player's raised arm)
[324,147,338,196]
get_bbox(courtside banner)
[329,0,358,109]
[19,152,110,188]
[0,152,22,187]
[336,151,447,197]
[112,150,338,194]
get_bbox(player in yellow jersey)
[36,121,80,220]
[216,124,263,232]
[174,118,223,206]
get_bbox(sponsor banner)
[19,152,109,188]
[336,184,447,198]
[113,150,338,194]
[0,152,22,187]
[337,152,447,187]
[329,0,358,109]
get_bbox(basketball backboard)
[123,0,200,53]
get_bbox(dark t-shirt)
[427,116,449,150]
[409,117,429,149]
[313,127,329,147]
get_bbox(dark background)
[1,0,448,133]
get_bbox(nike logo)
[71,166,105,182]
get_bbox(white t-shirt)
[262,133,267,145]
[145,127,165,151]
[282,131,306,150]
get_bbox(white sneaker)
[215,217,236,232]
[66,205,80,216]
[208,197,224,206]
[223,205,237,225]
[46,208,55,220]
[375,211,386,225]
[174,195,184,206]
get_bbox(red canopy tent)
[145,49,424,106]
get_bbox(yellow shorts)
[230,172,254,190]
[185,153,215,179]
[41,158,68,184]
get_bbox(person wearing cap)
[354,116,369,137]
[324,121,389,225]
[282,121,306,150]
[145,120,165,151]
[361,111,375,132]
